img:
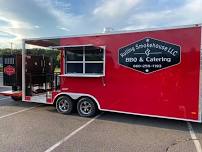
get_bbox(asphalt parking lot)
[0,86,202,152]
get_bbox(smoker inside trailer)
[1,54,59,102]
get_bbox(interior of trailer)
[23,38,105,103]
[22,38,61,103]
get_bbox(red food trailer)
[1,24,202,122]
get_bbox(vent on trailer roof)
[103,27,114,33]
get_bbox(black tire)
[77,97,97,117]
[11,96,22,101]
[56,96,73,114]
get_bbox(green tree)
[0,48,60,71]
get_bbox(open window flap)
[49,44,103,49]
[25,39,60,47]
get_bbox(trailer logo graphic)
[4,65,15,76]
[119,38,181,73]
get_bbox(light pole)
[10,42,13,54]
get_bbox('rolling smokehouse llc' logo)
[119,38,181,73]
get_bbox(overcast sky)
[0,0,202,48]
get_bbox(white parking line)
[187,122,202,152]
[0,106,37,119]
[44,113,103,152]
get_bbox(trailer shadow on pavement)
[0,98,43,108]
[46,104,190,131]
[97,112,190,130]
[1,98,201,133]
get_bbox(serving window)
[64,46,105,77]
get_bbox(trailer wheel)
[11,96,22,101]
[77,97,97,117]
[56,96,73,114]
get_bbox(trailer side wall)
[59,26,201,121]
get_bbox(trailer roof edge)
[24,24,202,42]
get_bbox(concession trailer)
[1,24,202,122]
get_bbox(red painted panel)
[47,98,52,103]
[59,26,201,121]
[52,91,60,101]
[25,96,31,101]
